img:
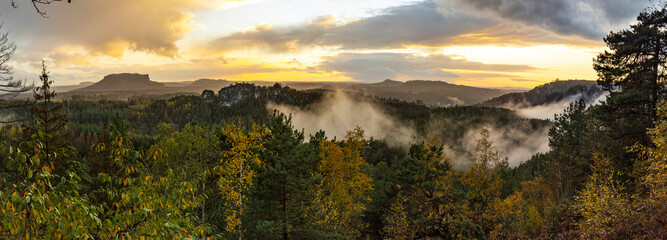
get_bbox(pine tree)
[245,112,320,239]
[384,139,480,239]
[547,99,595,200]
[22,61,75,178]
[593,6,667,173]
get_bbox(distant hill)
[72,73,165,92]
[481,80,604,107]
[320,79,512,106]
[52,81,94,93]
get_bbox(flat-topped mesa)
[74,73,165,92]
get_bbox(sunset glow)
[0,0,650,87]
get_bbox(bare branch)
[11,0,71,18]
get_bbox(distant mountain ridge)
[66,73,515,105]
[316,79,513,106]
[481,80,604,108]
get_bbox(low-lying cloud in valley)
[508,92,609,120]
[267,91,415,147]
[467,126,549,168]
[269,90,554,170]
[431,121,551,170]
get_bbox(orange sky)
[0,0,650,88]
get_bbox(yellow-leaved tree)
[488,177,553,238]
[574,153,632,239]
[633,101,667,238]
[314,127,373,238]
[463,128,507,233]
[217,122,268,239]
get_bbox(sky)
[0,0,652,88]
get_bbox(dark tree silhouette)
[22,61,75,177]
[593,5,667,173]
[11,0,71,18]
[0,23,31,123]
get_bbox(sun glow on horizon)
[2,0,640,88]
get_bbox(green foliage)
[594,6,667,175]
[85,123,203,238]
[7,20,667,238]
[245,112,321,239]
[546,99,596,200]
[0,139,97,239]
[384,139,482,239]
[22,63,77,178]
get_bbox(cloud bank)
[506,91,609,120]
[318,52,537,82]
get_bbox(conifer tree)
[22,61,75,178]
[0,62,94,239]
[384,139,480,239]
[245,112,320,239]
[547,99,594,200]
[594,5,667,173]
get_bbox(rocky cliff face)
[203,83,323,107]
[74,73,165,92]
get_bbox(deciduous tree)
[314,127,373,238]
[463,128,507,233]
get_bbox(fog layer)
[267,91,415,147]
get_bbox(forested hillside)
[481,80,604,108]
[1,4,667,240]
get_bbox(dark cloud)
[443,0,648,39]
[317,52,537,82]
[207,1,496,52]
